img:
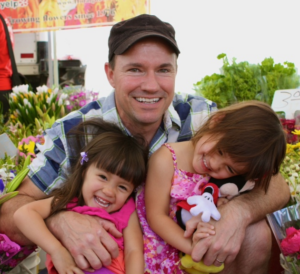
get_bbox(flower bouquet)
[267,204,300,274]
[267,129,300,273]
[0,234,37,273]
[9,85,67,128]
[62,86,99,112]
[0,155,37,273]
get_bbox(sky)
[51,0,300,97]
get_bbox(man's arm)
[0,176,45,245]
[187,173,290,265]
[0,176,121,270]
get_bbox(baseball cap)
[108,14,180,61]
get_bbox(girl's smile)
[82,164,134,213]
[193,135,246,179]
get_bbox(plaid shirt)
[29,92,217,194]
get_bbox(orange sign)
[0,0,150,32]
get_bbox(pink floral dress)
[136,143,208,273]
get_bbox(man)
[0,14,290,274]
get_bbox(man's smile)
[135,97,160,103]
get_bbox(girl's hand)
[184,214,215,240]
[51,246,85,274]
[192,222,215,240]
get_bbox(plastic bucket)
[7,248,41,274]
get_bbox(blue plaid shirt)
[29,92,217,194]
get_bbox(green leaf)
[0,191,19,205]
[5,168,29,192]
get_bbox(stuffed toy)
[180,254,224,274]
[176,175,255,273]
[177,175,254,224]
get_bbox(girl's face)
[81,163,134,213]
[192,134,247,179]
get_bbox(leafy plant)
[194,54,300,107]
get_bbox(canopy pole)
[53,31,59,87]
[47,31,53,87]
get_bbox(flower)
[280,125,300,206]
[281,227,300,258]
[0,178,4,193]
[267,205,300,274]
[18,136,39,158]
[267,119,300,273]
[0,234,21,268]
[63,87,99,112]
[0,233,37,272]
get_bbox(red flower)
[281,227,300,257]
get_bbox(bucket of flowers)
[0,84,99,272]
[267,129,300,274]
[0,155,38,273]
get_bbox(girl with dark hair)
[14,119,148,274]
[143,100,286,273]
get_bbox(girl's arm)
[13,198,84,274]
[145,146,193,255]
[124,210,144,273]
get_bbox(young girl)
[14,118,148,274]
[144,100,286,273]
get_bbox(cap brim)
[114,31,180,56]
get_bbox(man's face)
[106,37,177,132]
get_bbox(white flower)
[9,93,16,99]
[46,94,54,104]
[52,88,59,95]
[58,93,68,105]
[292,172,299,178]
[36,85,49,94]
[12,84,29,94]
[0,168,7,179]
[9,172,15,180]
[0,168,14,184]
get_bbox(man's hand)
[187,201,247,267]
[46,211,122,270]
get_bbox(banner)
[0,0,150,32]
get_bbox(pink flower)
[79,100,87,107]
[0,234,21,261]
[280,227,300,256]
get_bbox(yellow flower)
[18,140,35,154]
[114,0,148,22]
[286,144,294,154]
[292,129,300,135]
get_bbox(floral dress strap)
[163,143,178,169]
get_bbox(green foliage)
[194,54,300,107]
